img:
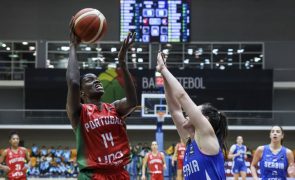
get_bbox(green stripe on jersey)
[76,124,87,170]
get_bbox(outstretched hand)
[118,32,136,66]
[69,16,81,45]
[156,51,166,72]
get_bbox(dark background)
[0,0,294,41]
[25,69,273,110]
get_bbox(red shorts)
[7,178,26,180]
[177,159,184,170]
[79,168,130,180]
[150,173,164,180]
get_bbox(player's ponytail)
[201,103,228,154]
[218,111,228,156]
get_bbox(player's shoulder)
[229,144,236,151]
[19,147,28,152]
[104,102,116,110]
[2,148,8,154]
[256,145,265,153]
[230,144,236,148]
[19,147,27,151]
[285,147,293,155]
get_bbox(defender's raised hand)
[156,51,166,72]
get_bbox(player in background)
[251,125,295,180]
[172,138,186,180]
[157,51,227,179]
[67,18,137,179]
[0,131,31,180]
[141,141,166,180]
[228,136,247,180]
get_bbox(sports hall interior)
[0,0,294,179]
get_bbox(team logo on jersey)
[272,170,278,176]
[279,155,285,161]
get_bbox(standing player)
[66,19,137,179]
[0,131,31,180]
[228,136,247,180]
[156,52,227,179]
[251,125,295,179]
[172,138,186,180]
[141,141,166,180]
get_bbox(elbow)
[128,97,138,108]
[176,91,187,102]
[130,99,137,108]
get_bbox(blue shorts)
[232,161,247,174]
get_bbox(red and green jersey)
[5,147,27,180]
[76,103,130,171]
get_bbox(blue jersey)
[230,144,247,173]
[260,145,288,180]
[183,139,226,180]
[232,144,246,162]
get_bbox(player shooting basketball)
[66,17,137,179]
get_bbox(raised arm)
[157,53,189,142]
[250,146,263,180]
[112,32,137,118]
[66,18,82,129]
[163,73,189,142]
[157,52,219,154]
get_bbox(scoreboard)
[120,0,191,43]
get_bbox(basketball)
[73,8,107,44]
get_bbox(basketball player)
[228,136,247,180]
[67,19,137,179]
[156,52,227,179]
[141,141,166,180]
[251,125,295,179]
[172,138,186,180]
[0,131,31,180]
